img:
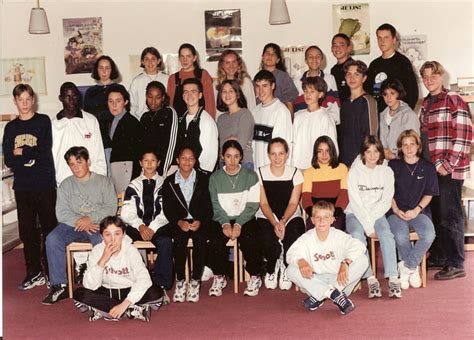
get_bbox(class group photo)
[1,0,473,339]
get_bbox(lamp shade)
[269,0,291,25]
[28,8,50,34]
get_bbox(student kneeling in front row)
[286,201,368,315]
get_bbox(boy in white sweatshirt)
[286,201,368,315]
[73,216,163,322]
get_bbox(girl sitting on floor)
[73,216,163,322]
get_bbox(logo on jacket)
[313,251,336,262]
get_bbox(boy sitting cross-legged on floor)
[286,200,368,315]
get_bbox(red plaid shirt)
[420,88,472,180]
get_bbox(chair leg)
[66,247,73,298]
[370,238,377,277]
[239,249,244,283]
[233,242,238,294]
[421,253,427,288]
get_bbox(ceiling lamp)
[28,0,50,34]
[269,0,291,25]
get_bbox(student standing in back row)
[168,43,216,118]
[365,23,419,112]
[330,33,354,104]
[3,84,57,291]
[129,47,168,120]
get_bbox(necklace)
[404,160,419,176]
[226,173,240,189]
[389,103,400,116]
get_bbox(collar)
[112,109,127,121]
[140,172,160,181]
[261,98,278,108]
[56,109,83,120]
[300,69,325,82]
[223,164,241,176]
[175,168,196,184]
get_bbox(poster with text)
[0,57,46,96]
[63,17,103,74]
[400,35,427,80]
[333,3,370,55]
[281,46,307,82]
[205,9,242,62]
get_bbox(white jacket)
[52,110,106,185]
[286,227,366,274]
[292,107,338,170]
[129,71,168,120]
[345,156,394,236]
[83,235,152,304]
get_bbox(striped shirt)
[420,89,472,180]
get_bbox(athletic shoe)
[330,289,355,315]
[201,266,214,282]
[264,272,278,289]
[388,278,402,298]
[303,296,325,311]
[186,279,200,303]
[244,276,262,297]
[409,266,422,288]
[17,272,46,291]
[367,278,382,298]
[75,263,87,285]
[434,266,466,280]
[88,307,103,322]
[172,280,187,303]
[74,300,89,313]
[398,261,412,290]
[209,275,227,297]
[42,284,68,305]
[127,305,150,322]
[279,263,292,290]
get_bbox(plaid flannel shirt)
[420,88,473,180]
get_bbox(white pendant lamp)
[269,0,291,25]
[28,0,50,34]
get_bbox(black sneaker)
[330,289,355,315]
[303,296,325,311]
[42,284,68,305]
[434,266,466,280]
[75,263,88,284]
[17,272,46,291]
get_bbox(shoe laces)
[333,293,348,307]
[211,277,224,290]
[368,280,380,291]
[248,276,260,290]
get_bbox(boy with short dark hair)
[3,84,57,291]
[339,60,378,166]
[252,70,292,169]
[286,201,368,315]
[365,23,419,112]
[330,33,354,103]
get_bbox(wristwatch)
[341,259,350,266]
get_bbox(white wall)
[0,0,472,116]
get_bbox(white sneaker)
[279,262,292,290]
[201,266,214,282]
[367,277,382,298]
[409,266,422,288]
[398,261,412,290]
[244,276,262,297]
[186,279,200,302]
[264,259,280,289]
[172,280,187,303]
[209,275,227,297]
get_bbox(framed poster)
[204,9,242,62]
[63,17,103,74]
[281,45,307,82]
[0,57,46,96]
[333,3,370,55]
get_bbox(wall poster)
[63,17,103,74]
[0,57,46,96]
[333,3,370,55]
[204,9,242,62]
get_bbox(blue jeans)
[346,214,398,278]
[388,213,436,270]
[46,223,102,286]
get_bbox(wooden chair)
[370,231,427,288]
[66,240,155,298]
[184,238,240,293]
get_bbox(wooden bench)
[370,231,427,288]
